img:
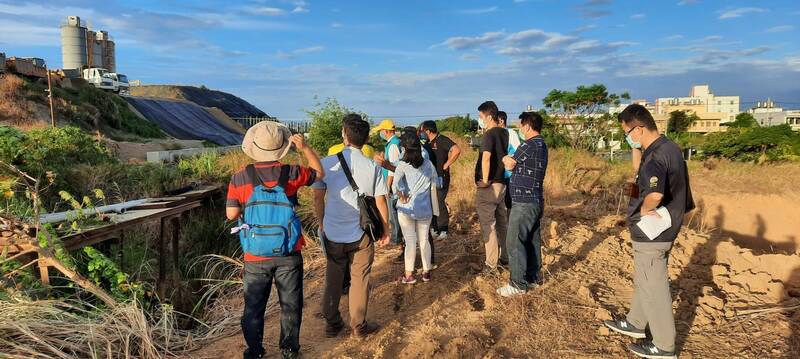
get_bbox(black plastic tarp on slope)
[126,97,244,146]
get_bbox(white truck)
[82,68,129,94]
[108,72,129,94]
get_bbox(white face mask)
[478,117,487,129]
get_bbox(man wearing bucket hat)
[226,121,324,359]
[372,119,405,259]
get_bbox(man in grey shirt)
[313,114,391,339]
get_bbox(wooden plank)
[60,201,203,251]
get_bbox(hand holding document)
[636,207,672,240]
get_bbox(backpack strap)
[336,152,360,193]
[277,165,290,189]
[245,164,262,187]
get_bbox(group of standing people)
[225,101,691,359]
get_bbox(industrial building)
[60,15,116,72]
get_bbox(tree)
[436,114,477,135]
[667,110,698,134]
[541,84,629,151]
[305,98,368,153]
[728,112,758,128]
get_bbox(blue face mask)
[625,132,642,149]
[419,132,428,141]
[379,132,387,141]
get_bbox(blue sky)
[2,0,799,123]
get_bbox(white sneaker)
[430,228,438,238]
[437,231,448,240]
[496,284,526,297]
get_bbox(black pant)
[241,255,303,357]
[432,175,450,232]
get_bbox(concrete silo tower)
[60,15,88,70]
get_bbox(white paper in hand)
[636,207,672,240]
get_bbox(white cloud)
[630,13,646,20]
[662,34,684,41]
[438,31,505,50]
[718,7,767,20]
[0,19,60,46]
[575,0,612,19]
[677,0,698,5]
[461,54,480,61]
[695,35,723,42]
[764,25,794,33]
[457,6,498,15]
[331,22,343,28]
[250,7,287,16]
[291,6,309,13]
[276,45,324,59]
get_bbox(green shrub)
[77,86,164,138]
[306,98,368,153]
[700,124,800,162]
[0,125,114,178]
[436,115,477,136]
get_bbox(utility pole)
[46,67,56,128]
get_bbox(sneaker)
[430,228,438,238]
[281,349,300,359]
[324,320,345,338]
[603,318,646,339]
[496,284,526,297]
[527,282,540,290]
[627,341,677,359]
[437,231,448,240]
[352,322,380,337]
[421,272,431,282]
[400,274,417,284]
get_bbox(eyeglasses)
[625,126,641,135]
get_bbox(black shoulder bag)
[336,152,385,241]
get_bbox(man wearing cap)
[226,121,324,359]
[372,119,404,252]
[313,114,391,338]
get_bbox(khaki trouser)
[322,234,374,329]
[475,183,509,268]
[626,241,676,352]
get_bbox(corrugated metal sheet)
[126,97,244,145]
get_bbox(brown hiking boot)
[352,322,380,338]
[325,320,345,338]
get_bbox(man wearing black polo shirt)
[419,120,461,240]
[604,104,694,359]
[475,101,509,274]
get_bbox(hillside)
[129,85,269,118]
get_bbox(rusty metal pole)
[46,67,56,128]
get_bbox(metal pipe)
[38,199,150,224]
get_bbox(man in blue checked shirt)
[496,111,548,298]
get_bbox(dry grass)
[0,74,37,124]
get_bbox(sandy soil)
[190,156,800,358]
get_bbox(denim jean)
[388,196,403,245]
[505,201,544,290]
[241,255,303,358]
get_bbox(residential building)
[655,85,739,123]
[750,99,800,131]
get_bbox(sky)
[1,0,799,123]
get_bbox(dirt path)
[192,190,798,358]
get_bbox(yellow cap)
[371,119,396,134]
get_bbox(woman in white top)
[392,130,438,284]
